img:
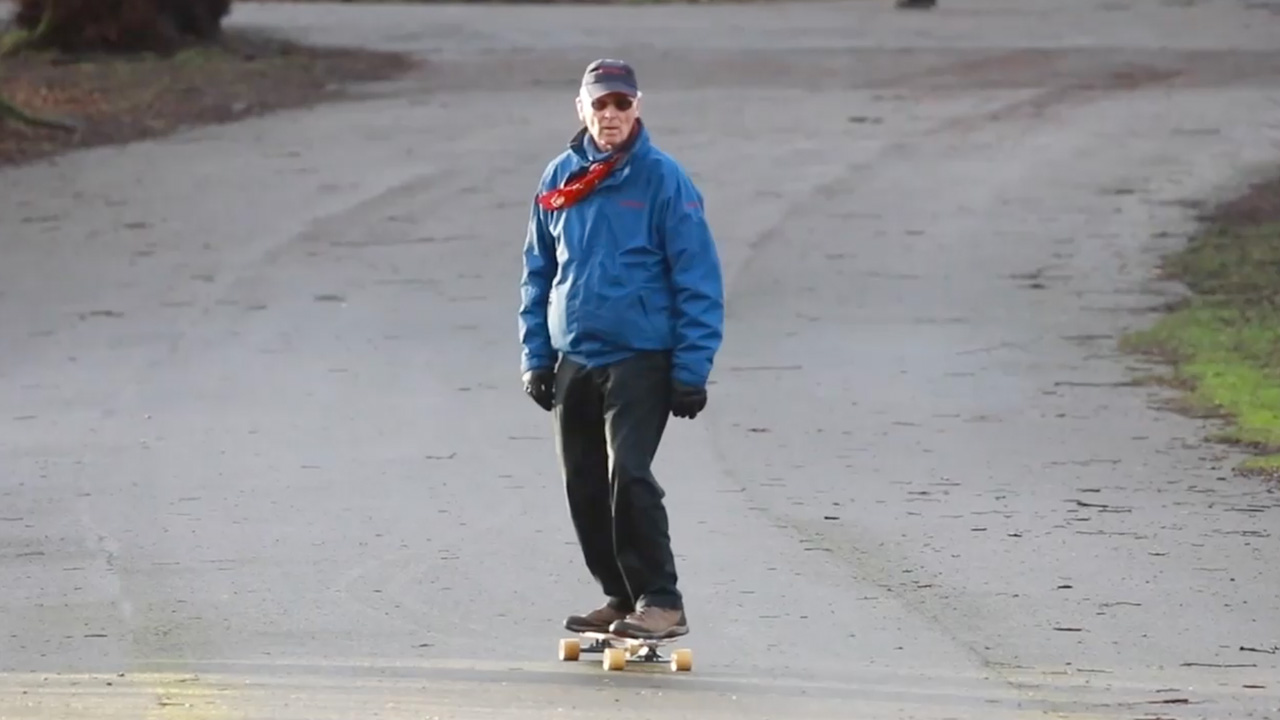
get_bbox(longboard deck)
[558,630,693,672]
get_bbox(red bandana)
[536,153,624,212]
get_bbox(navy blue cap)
[581,58,639,99]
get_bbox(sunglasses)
[591,96,635,112]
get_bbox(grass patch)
[1121,174,1280,483]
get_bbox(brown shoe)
[608,606,689,640]
[564,602,630,633]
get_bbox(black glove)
[670,382,707,419]
[522,368,556,411]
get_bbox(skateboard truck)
[558,631,693,672]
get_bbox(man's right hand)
[522,368,556,411]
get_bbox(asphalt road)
[2,1,1279,718]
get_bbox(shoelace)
[626,606,659,624]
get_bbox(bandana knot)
[536,153,624,212]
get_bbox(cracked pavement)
[1,0,1278,717]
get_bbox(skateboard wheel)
[603,647,627,671]
[670,648,692,672]
[558,638,580,662]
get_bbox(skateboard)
[558,630,693,672]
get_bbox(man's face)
[577,91,640,152]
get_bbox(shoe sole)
[565,619,623,633]
[608,625,690,641]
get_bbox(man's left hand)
[671,382,707,419]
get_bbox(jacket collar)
[567,120,649,187]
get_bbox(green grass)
[1122,212,1280,479]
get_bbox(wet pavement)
[1,0,1278,717]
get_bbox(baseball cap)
[581,59,639,99]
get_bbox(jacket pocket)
[636,289,672,346]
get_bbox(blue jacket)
[519,123,725,388]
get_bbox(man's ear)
[574,94,585,123]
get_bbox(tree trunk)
[10,0,233,55]
[0,2,78,133]
[1,0,55,57]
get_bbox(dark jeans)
[553,350,682,612]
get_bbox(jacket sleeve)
[519,190,558,373]
[661,168,725,388]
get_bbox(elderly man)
[518,59,725,640]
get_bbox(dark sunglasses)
[591,96,634,112]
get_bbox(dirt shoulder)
[0,30,417,169]
[1122,169,1280,484]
